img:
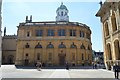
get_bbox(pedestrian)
[94,63,97,69]
[92,62,94,69]
[36,61,42,71]
[66,62,69,70]
[113,63,120,79]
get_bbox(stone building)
[15,3,92,66]
[92,50,104,64]
[2,28,17,64]
[96,1,120,70]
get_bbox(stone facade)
[15,21,92,66]
[92,51,104,64]
[2,35,17,64]
[96,1,120,70]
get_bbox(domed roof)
[57,2,68,11]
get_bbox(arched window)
[104,22,109,36]
[107,43,112,60]
[35,43,42,48]
[114,40,120,60]
[70,42,77,48]
[111,11,117,32]
[80,44,85,49]
[58,42,66,48]
[47,42,54,48]
[25,43,30,48]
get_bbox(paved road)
[1,65,119,79]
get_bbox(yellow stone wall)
[15,22,92,66]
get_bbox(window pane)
[58,30,61,36]
[70,30,72,36]
[61,29,66,36]
[51,30,54,36]
[36,30,43,36]
[58,29,66,36]
[47,30,54,36]
[70,30,76,36]
[80,31,84,37]
[73,30,76,36]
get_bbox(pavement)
[1,65,120,80]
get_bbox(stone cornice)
[17,21,91,30]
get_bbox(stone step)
[1,65,16,69]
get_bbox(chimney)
[4,27,6,36]
[26,16,28,23]
[30,15,32,22]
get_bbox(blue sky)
[2,1,103,52]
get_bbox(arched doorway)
[24,53,29,66]
[114,40,120,60]
[58,42,66,65]
[7,55,14,64]
[111,11,117,32]
[58,53,66,65]
[106,43,112,70]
